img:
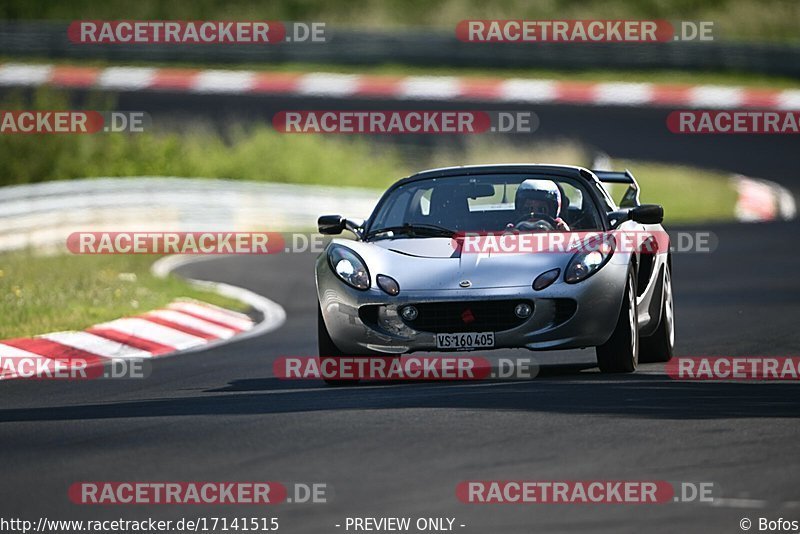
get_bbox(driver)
[512,179,570,231]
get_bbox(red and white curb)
[0,299,252,380]
[0,255,286,380]
[1,62,798,109]
[734,175,797,222]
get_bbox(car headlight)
[564,235,615,284]
[533,268,560,291]
[377,274,400,296]
[328,245,370,290]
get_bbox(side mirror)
[318,215,345,235]
[629,204,664,225]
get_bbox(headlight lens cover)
[328,245,370,290]
[564,235,615,284]
[377,274,400,295]
[533,268,561,291]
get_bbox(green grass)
[0,124,403,187]
[0,89,403,187]
[0,251,248,339]
[0,89,738,224]
[1,0,798,43]
[4,56,798,90]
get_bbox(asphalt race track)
[1,97,799,533]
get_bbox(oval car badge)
[459,280,472,288]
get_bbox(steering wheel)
[514,214,557,231]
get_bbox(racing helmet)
[515,179,562,218]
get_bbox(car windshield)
[367,173,604,239]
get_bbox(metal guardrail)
[0,173,794,252]
[0,177,380,251]
[0,22,799,78]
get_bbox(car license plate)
[435,332,495,351]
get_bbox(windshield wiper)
[366,223,457,240]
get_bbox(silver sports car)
[315,164,674,381]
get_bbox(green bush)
[0,89,403,188]
[1,0,798,42]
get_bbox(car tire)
[596,265,639,373]
[318,304,360,386]
[640,263,675,363]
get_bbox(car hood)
[334,237,571,290]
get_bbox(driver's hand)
[555,218,571,231]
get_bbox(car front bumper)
[316,254,629,356]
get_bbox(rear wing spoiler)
[591,169,641,207]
